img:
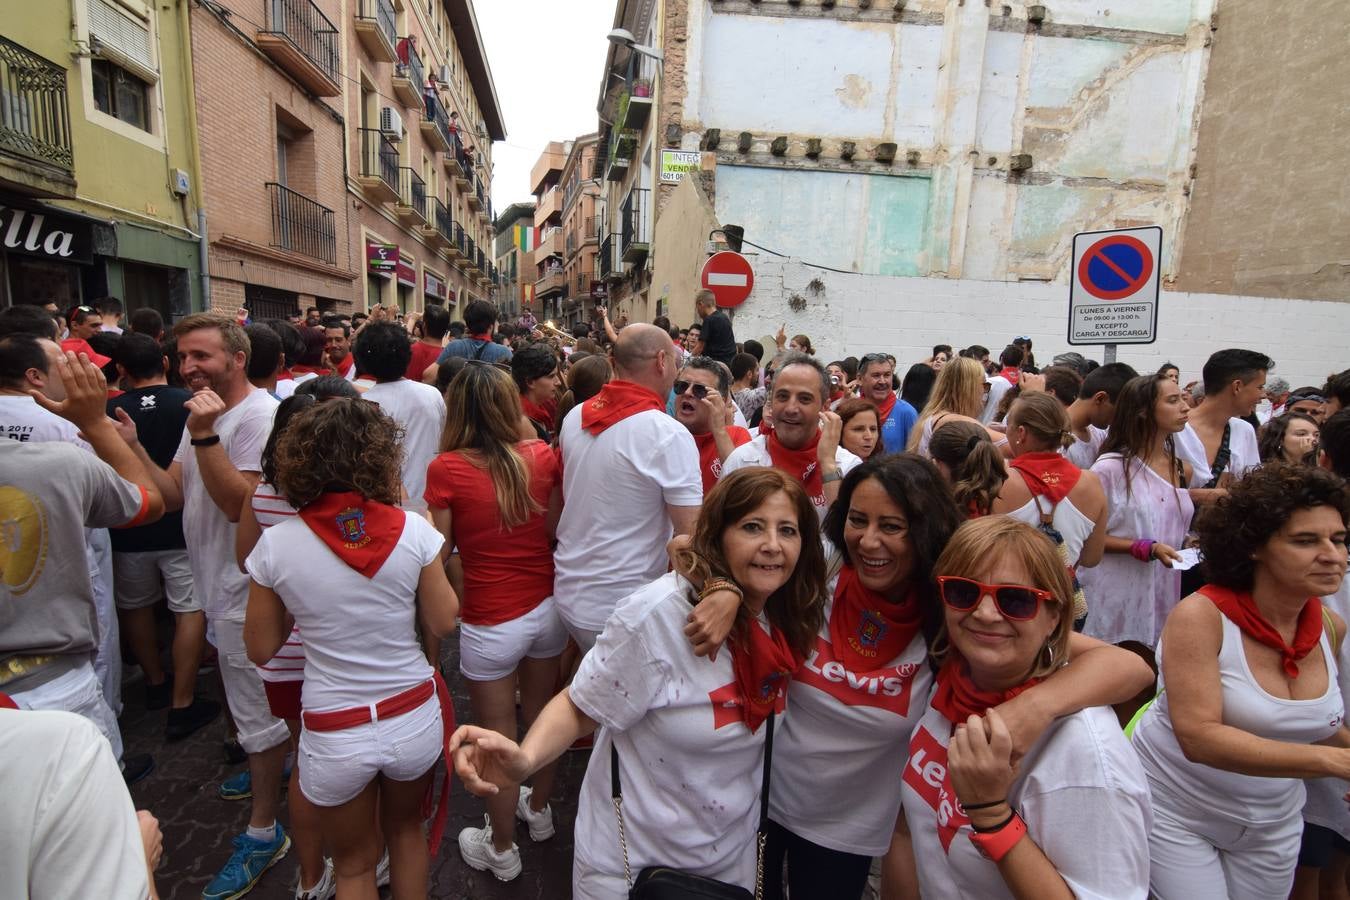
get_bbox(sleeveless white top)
[1003,492,1095,566]
[1133,613,1344,824]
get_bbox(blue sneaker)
[202,824,290,899]
[218,770,251,801]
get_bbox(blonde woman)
[909,356,1006,456]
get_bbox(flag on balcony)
[524,283,535,305]
[513,225,536,252]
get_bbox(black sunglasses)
[936,575,1053,621]
[673,380,711,400]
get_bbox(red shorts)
[263,680,303,721]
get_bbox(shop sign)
[424,269,447,301]
[396,260,416,288]
[0,204,95,263]
[367,241,398,274]
[659,149,702,184]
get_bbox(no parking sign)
[1067,226,1162,345]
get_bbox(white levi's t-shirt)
[770,574,932,856]
[901,703,1152,900]
[719,434,862,521]
[1174,417,1260,487]
[362,378,446,514]
[553,406,702,633]
[174,387,276,622]
[569,573,769,893]
[245,510,442,711]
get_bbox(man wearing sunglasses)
[672,357,752,494]
[720,351,860,518]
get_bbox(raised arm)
[451,688,597,796]
[186,390,258,522]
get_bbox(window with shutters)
[84,0,159,135]
[90,58,150,131]
[88,0,157,83]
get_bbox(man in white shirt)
[1064,362,1137,469]
[554,324,702,651]
[980,344,1024,424]
[355,321,446,514]
[1174,348,1269,505]
[120,314,291,898]
[721,351,860,518]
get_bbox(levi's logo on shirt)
[903,725,969,852]
[797,636,918,713]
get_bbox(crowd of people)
[4,289,1350,900]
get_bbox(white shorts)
[113,549,197,613]
[298,692,443,807]
[212,619,290,755]
[8,659,123,762]
[459,597,569,682]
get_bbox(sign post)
[700,251,755,308]
[1067,225,1162,362]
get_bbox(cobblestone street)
[124,642,583,900]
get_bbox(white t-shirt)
[245,510,442,710]
[902,703,1152,900]
[174,387,276,622]
[720,434,862,520]
[569,573,767,893]
[1065,425,1108,469]
[1174,417,1260,487]
[363,378,446,514]
[0,395,86,446]
[770,576,932,856]
[0,710,150,900]
[981,375,1014,424]
[1306,578,1350,840]
[553,407,702,633]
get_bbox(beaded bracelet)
[700,578,743,602]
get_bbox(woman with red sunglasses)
[901,517,1152,899]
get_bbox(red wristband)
[968,812,1027,863]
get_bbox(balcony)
[534,185,561,228]
[460,234,476,271]
[536,226,561,260]
[267,182,336,265]
[449,222,467,260]
[618,85,653,130]
[257,0,340,97]
[354,0,396,63]
[574,268,596,300]
[607,130,636,183]
[419,92,451,154]
[530,142,565,196]
[391,41,424,108]
[466,173,483,212]
[433,198,454,248]
[444,129,468,180]
[0,37,75,197]
[356,128,398,203]
[535,265,566,299]
[620,188,650,264]
[599,233,621,281]
[417,195,443,245]
[395,167,425,225]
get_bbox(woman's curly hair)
[273,399,405,508]
[1196,463,1350,589]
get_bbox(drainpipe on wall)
[178,0,210,310]
[197,208,209,311]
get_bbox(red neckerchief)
[730,618,801,733]
[468,332,493,342]
[1009,452,1082,504]
[999,366,1021,386]
[1199,584,1324,678]
[828,563,921,672]
[297,491,407,578]
[278,367,294,381]
[580,380,664,436]
[290,364,327,376]
[758,419,771,436]
[521,396,554,432]
[875,392,897,423]
[333,353,354,376]
[692,427,752,492]
[765,428,823,501]
[829,389,846,404]
[931,655,1042,723]
[0,693,16,709]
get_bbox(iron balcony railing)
[424,91,451,147]
[398,166,425,214]
[453,223,468,257]
[0,36,73,172]
[395,40,424,92]
[621,187,650,257]
[599,234,618,279]
[475,174,486,208]
[357,0,396,50]
[433,198,452,241]
[465,235,476,266]
[267,182,336,264]
[264,0,340,85]
[358,127,398,192]
[575,269,595,297]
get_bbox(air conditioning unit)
[379,107,404,140]
[438,64,451,85]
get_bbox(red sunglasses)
[936,576,1053,622]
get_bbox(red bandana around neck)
[730,617,801,733]
[693,427,751,493]
[875,392,898,423]
[580,380,664,436]
[289,363,328,376]
[765,428,824,501]
[334,353,354,375]
[521,396,554,432]
[298,491,407,578]
[1009,452,1082,504]
[931,655,1042,724]
[468,332,493,343]
[999,366,1021,386]
[829,563,922,672]
[1199,584,1324,678]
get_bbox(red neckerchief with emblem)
[931,655,1042,723]
[1008,451,1081,504]
[875,393,897,423]
[828,563,922,672]
[580,380,664,436]
[692,427,752,492]
[297,491,406,578]
[1199,585,1324,679]
[765,428,823,500]
[999,366,1021,386]
[729,617,801,733]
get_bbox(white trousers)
[87,528,121,718]
[10,660,123,762]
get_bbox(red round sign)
[700,251,755,308]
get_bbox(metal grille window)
[91,58,149,131]
[88,0,157,82]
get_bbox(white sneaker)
[458,816,522,882]
[295,858,336,900]
[375,849,390,888]
[516,786,556,841]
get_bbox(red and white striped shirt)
[251,482,305,684]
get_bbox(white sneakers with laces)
[294,858,336,900]
[458,816,523,882]
[516,786,555,841]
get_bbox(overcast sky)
[476,1,616,214]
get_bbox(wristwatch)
[968,811,1026,863]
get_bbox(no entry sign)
[700,251,755,308]
[1068,226,1162,345]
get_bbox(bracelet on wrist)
[700,578,743,603]
[190,434,221,447]
[970,809,1017,834]
[961,798,1007,811]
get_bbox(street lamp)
[606,28,664,63]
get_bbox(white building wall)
[728,255,1347,391]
